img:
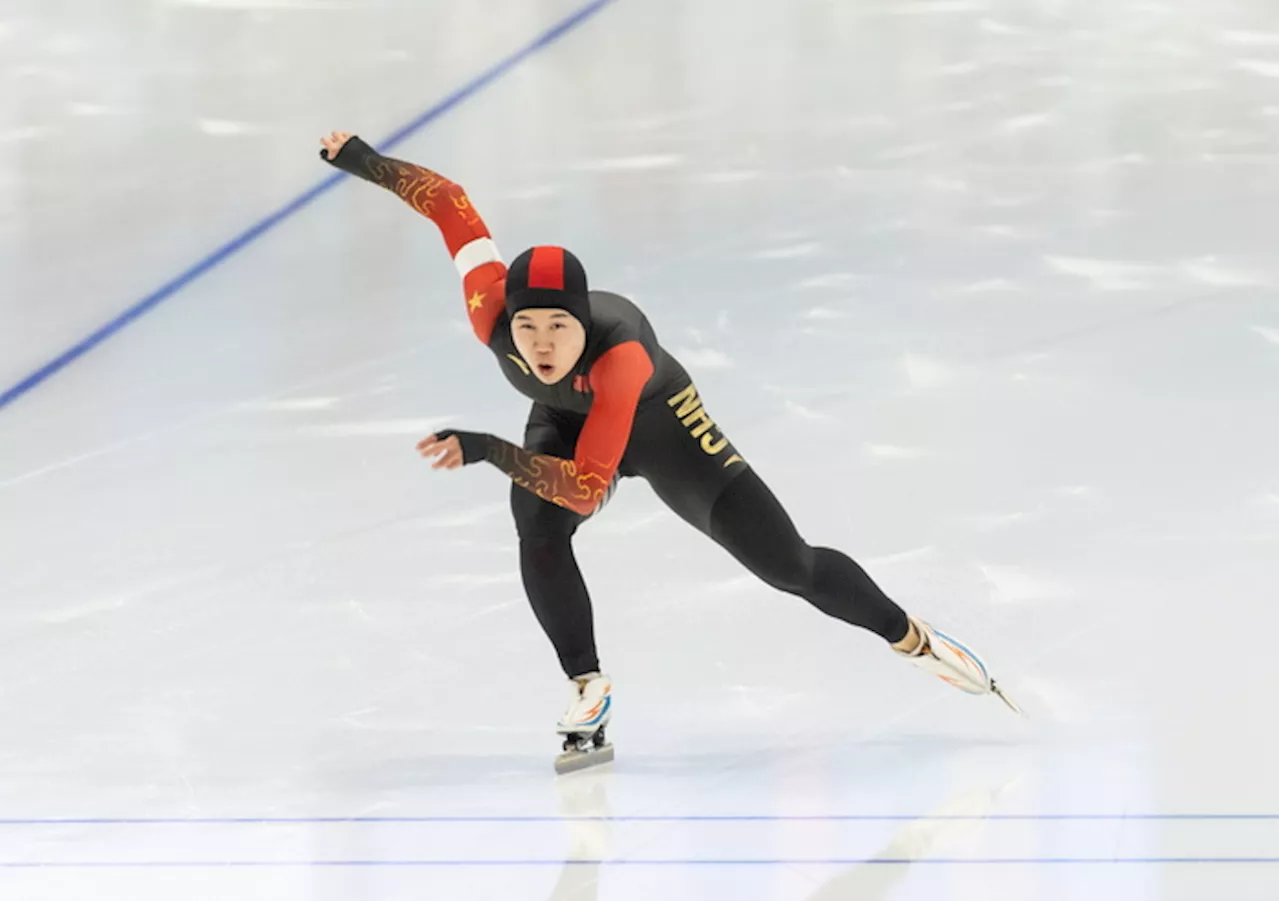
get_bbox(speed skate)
[897,616,1024,716]
[555,728,614,775]
[554,672,615,774]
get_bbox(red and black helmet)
[505,246,590,328]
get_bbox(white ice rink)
[0,0,1277,898]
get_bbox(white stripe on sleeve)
[453,238,503,280]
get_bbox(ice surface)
[0,0,1276,897]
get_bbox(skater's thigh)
[513,403,589,539]
[706,466,812,585]
[627,381,748,534]
[522,402,583,456]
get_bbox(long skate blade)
[991,681,1025,717]
[555,743,614,775]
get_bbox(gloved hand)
[416,430,491,469]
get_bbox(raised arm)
[422,342,656,516]
[321,132,505,344]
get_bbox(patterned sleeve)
[326,136,506,344]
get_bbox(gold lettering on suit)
[666,383,743,467]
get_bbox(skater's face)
[511,309,587,384]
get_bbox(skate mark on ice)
[0,856,1274,867]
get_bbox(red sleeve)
[354,153,506,344]
[479,342,655,515]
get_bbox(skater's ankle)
[891,619,924,655]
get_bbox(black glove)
[320,135,378,175]
[434,429,492,466]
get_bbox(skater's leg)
[629,379,1016,709]
[514,403,601,679]
[513,484,600,678]
[703,467,911,644]
[626,377,909,644]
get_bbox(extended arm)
[322,133,506,344]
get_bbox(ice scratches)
[976,224,1035,239]
[975,562,1073,603]
[980,18,1030,35]
[69,102,117,117]
[798,273,857,289]
[877,141,940,161]
[0,126,51,144]
[503,185,559,201]
[885,0,991,15]
[986,194,1043,209]
[1044,255,1157,291]
[863,443,933,461]
[414,502,507,528]
[864,545,937,567]
[930,61,983,76]
[1218,30,1279,46]
[426,572,519,588]
[803,306,849,320]
[1235,60,1279,78]
[237,396,340,412]
[753,243,820,260]
[954,278,1021,295]
[954,510,1036,531]
[295,417,453,437]
[903,353,958,389]
[693,170,762,184]
[1249,326,1278,345]
[998,113,1055,133]
[784,399,837,421]
[35,567,225,624]
[675,347,733,370]
[1181,258,1269,287]
[198,118,269,136]
[572,155,682,172]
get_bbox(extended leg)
[703,467,911,643]
[699,470,1017,708]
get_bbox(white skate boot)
[896,616,1022,714]
[554,672,615,774]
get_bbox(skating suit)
[326,137,908,677]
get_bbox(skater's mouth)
[537,363,556,376]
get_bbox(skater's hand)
[417,433,463,470]
[320,131,354,161]
[417,430,490,469]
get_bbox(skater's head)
[505,246,590,384]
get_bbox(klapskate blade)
[991,681,1025,717]
[555,743,614,775]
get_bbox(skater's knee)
[512,484,581,540]
[751,541,816,596]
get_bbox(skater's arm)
[419,342,655,516]
[320,132,506,344]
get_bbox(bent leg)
[513,404,601,677]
